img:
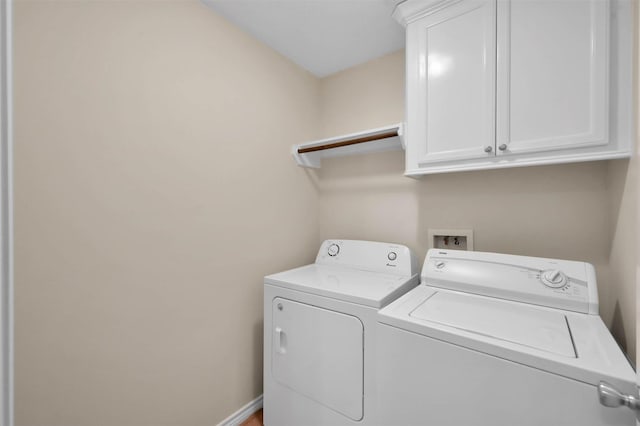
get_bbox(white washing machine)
[263,240,419,426]
[376,249,637,426]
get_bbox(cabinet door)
[407,0,496,166]
[496,0,609,156]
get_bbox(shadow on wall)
[604,158,637,363]
[315,150,411,195]
[610,301,628,355]
[607,160,630,255]
[254,320,264,396]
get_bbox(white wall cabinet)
[408,0,497,165]
[394,0,633,176]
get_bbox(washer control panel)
[423,249,598,315]
[316,240,418,277]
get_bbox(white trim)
[405,149,632,177]
[216,395,263,426]
[0,0,13,424]
[393,0,464,26]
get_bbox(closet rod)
[297,130,399,154]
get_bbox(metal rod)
[297,130,399,154]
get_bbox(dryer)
[376,249,637,426]
[263,240,419,426]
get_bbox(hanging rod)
[292,123,404,168]
[297,129,400,154]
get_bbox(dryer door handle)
[275,327,287,355]
[598,381,640,420]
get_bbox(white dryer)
[263,240,419,426]
[376,249,637,426]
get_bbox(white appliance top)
[378,249,635,390]
[265,240,419,308]
[422,249,599,314]
[411,291,576,357]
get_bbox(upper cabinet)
[394,0,634,176]
[407,0,497,165]
[497,0,608,156]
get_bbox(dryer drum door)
[271,298,364,421]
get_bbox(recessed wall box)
[428,229,474,251]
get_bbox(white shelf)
[292,123,404,168]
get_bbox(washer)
[376,249,637,426]
[263,240,419,426]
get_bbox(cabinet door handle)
[484,146,493,153]
[498,144,508,151]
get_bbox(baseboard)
[217,394,263,426]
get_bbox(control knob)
[327,243,340,257]
[541,269,567,288]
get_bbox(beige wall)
[607,157,637,361]
[14,1,319,425]
[317,49,636,361]
[320,50,405,138]
[13,2,639,425]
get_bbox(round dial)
[327,243,340,257]
[387,251,397,261]
[541,269,568,288]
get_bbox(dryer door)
[271,298,364,421]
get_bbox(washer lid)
[410,291,576,358]
[378,286,636,391]
[265,264,417,308]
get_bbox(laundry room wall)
[13,1,320,425]
[607,157,637,364]
[316,48,637,362]
[606,0,638,363]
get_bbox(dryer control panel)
[423,249,599,314]
[316,240,418,277]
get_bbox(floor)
[240,409,263,426]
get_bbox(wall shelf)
[292,123,404,168]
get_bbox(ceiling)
[202,0,406,78]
